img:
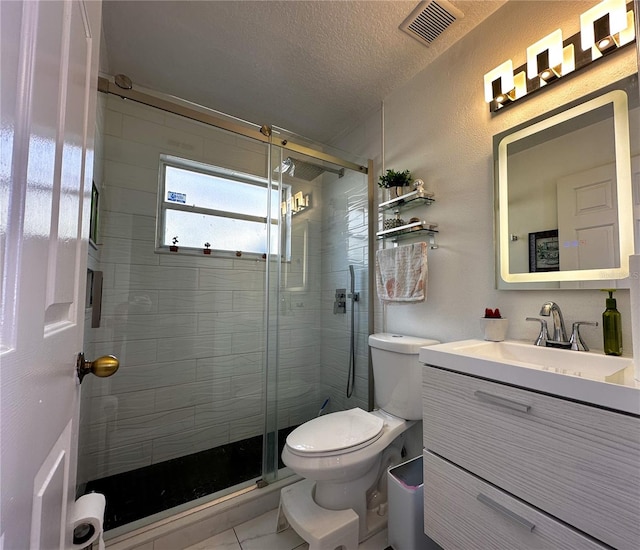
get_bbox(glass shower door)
[76,89,371,538]
[77,94,279,535]
[265,134,372,484]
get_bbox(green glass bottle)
[601,289,622,356]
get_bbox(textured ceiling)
[101,1,506,144]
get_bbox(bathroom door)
[557,162,619,289]
[0,0,101,547]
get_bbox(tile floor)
[184,508,391,550]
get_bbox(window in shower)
[157,155,290,258]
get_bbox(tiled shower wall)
[78,95,344,484]
[319,171,370,414]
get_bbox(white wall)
[337,1,637,353]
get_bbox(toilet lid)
[286,408,384,454]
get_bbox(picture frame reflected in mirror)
[529,229,559,273]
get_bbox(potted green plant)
[378,169,413,198]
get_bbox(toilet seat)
[286,408,384,457]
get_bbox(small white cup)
[480,318,509,342]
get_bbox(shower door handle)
[77,353,120,383]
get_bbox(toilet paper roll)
[629,255,640,381]
[71,492,106,548]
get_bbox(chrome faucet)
[525,317,548,347]
[568,321,598,352]
[527,302,598,351]
[539,301,570,348]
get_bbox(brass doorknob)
[77,353,119,383]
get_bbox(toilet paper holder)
[73,523,97,546]
[71,493,106,548]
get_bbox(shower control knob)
[334,289,347,314]
[76,352,120,383]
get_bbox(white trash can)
[387,455,441,550]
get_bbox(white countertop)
[419,339,640,416]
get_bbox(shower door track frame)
[97,76,368,175]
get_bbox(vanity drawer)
[423,451,607,550]
[423,366,640,549]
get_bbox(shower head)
[274,157,344,181]
[274,157,295,176]
[349,265,355,294]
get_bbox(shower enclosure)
[77,82,372,536]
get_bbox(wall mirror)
[494,73,639,289]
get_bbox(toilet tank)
[369,333,439,420]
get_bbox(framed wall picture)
[529,229,559,272]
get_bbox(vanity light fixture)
[527,30,566,84]
[484,62,529,106]
[483,60,515,104]
[561,43,577,76]
[484,0,635,112]
[580,0,629,57]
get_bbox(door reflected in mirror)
[494,74,639,289]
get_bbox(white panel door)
[0,1,101,548]
[557,163,619,289]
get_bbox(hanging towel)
[375,242,428,303]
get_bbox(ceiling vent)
[400,0,464,47]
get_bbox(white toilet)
[280,333,439,545]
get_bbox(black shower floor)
[85,426,296,531]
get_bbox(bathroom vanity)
[419,340,640,550]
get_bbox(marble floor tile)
[233,509,307,550]
[358,529,389,550]
[228,508,390,550]
[184,528,241,550]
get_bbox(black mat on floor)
[85,426,296,531]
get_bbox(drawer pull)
[474,390,531,413]
[477,493,536,532]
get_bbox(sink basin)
[447,340,630,383]
[419,339,639,415]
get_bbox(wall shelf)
[378,189,435,213]
[378,188,439,248]
[376,220,439,248]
